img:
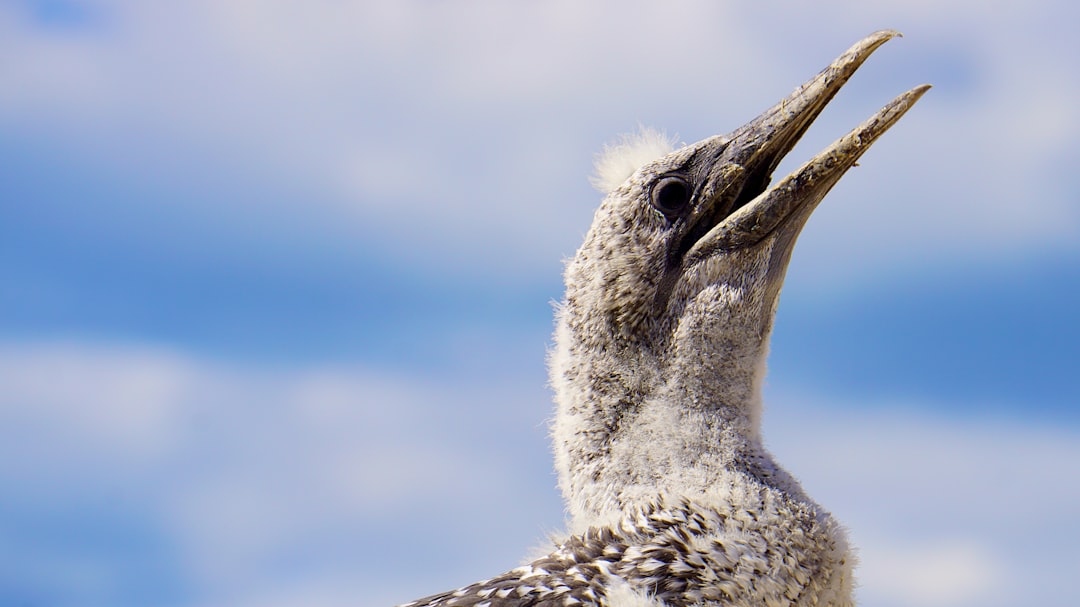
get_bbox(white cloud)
[857,539,1006,607]
[0,342,190,474]
[4,0,1076,287]
[0,340,561,604]
[763,391,1080,607]
[2,340,1078,606]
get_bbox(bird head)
[551,31,928,520]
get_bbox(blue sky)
[2,2,1078,606]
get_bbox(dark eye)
[650,176,692,218]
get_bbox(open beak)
[684,30,930,263]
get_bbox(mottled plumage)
[402,488,849,607]
[394,31,928,607]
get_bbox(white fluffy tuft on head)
[590,127,677,193]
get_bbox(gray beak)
[685,30,930,263]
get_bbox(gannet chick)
[395,30,928,607]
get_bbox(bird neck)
[550,293,806,527]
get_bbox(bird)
[395,30,929,607]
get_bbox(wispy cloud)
[0,340,560,605]
[2,1,1076,285]
[2,341,1077,606]
[765,392,1080,607]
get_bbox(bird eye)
[650,176,692,218]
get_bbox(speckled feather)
[399,488,850,607]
